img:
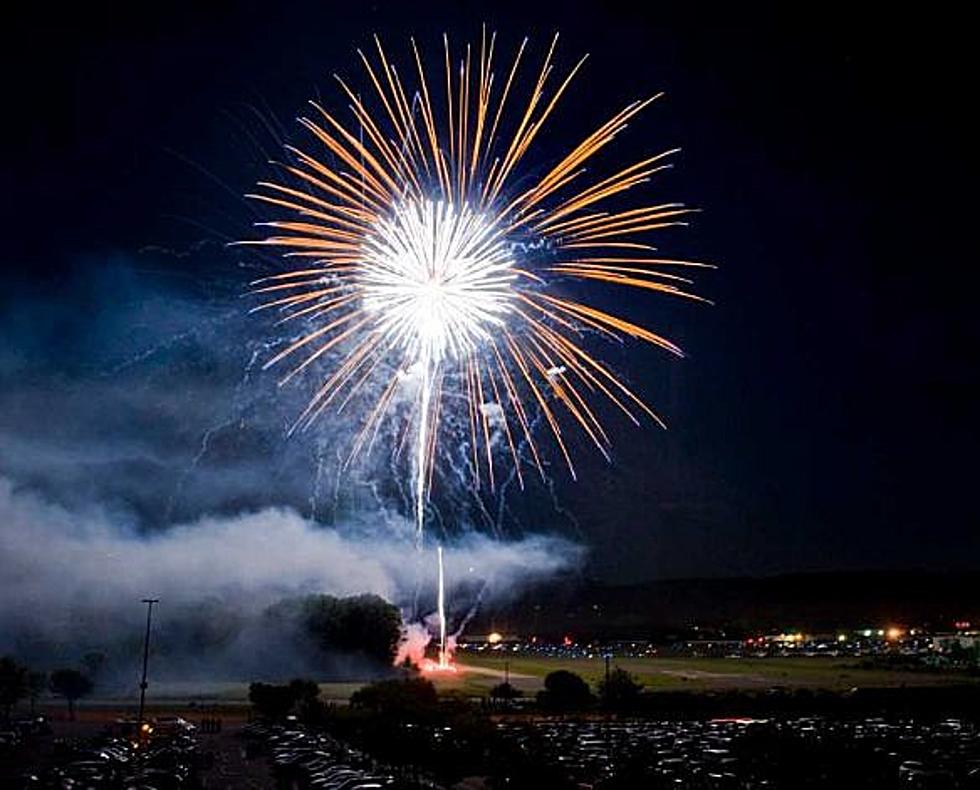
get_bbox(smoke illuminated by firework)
[244,31,709,541]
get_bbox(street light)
[137,598,159,726]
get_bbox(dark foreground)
[4,712,980,788]
[491,717,980,788]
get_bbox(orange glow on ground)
[420,653,459,674]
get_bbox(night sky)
[2,2,976,581]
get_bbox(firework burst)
[244,30,710,541]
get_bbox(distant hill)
[473,570,980,639]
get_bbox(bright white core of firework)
[360,198,518,362]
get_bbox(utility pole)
[603,652,613,720]
[137,598,159,726]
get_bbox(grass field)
[431,653,980,697]
[62,654,977,710]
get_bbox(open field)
[440,653,980,697]
[40,655,978,715]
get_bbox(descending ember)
[244,30,709,542]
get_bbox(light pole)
[137,598,159,726]
[603,652,613,720]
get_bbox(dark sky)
[1,2,976,581]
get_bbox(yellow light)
[886,627,903,641]
[487,632,503,645]
[837,634,847,642]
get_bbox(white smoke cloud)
[0,477,583,675]
[394,622,432,667]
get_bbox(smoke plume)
[0,477,582,683]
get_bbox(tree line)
[1,656,93,720]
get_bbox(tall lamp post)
[137,598,159,726]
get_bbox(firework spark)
[244,30,710,541]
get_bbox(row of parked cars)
[243,721,439,789]
[13,717,201,789]
[494,716,980,788]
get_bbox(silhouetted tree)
[0,656,29,719]
[265,593,402,669]
[249,682,295,720]
[537,670,593,712]
[350,677,438,719]
[248,678,322,720]
[303,594,402,665]
[49,669,93,720]
[288,678,322,718]
[598,666,643,711]
[489,681,522,707]
[27,671,46,715]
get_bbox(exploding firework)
[244,30,709,540]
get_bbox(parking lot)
[493,716,980,787]
[5,715,202,788]
[243,722,440,789]
[5,710,980,787]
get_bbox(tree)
[0,656,29,720]
[249,682,297,720]
[303,594,402,665]
[265,593,403,669]
[489,682,522,706]
[288,678,322,719]
[598,666,643,711]
[49,669,93,720]
[537,670,593,712]
[248,678,322,721]
[27,671,47,715]
[350,677,438,719]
